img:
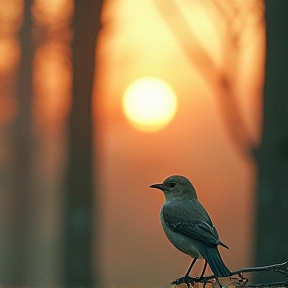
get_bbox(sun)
[122,77,178,132]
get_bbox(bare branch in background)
[153,0,265,158]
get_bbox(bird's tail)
[198,244,231,277]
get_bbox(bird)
[150,175,231,282]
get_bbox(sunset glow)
[122,77,178,132]
[0,0,265,286]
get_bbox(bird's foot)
[171,275,196,287]
[171,275,214,287]
[196,275,214,287]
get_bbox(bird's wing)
[162,200,221,246]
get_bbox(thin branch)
[232,261,288,278]
[171,260,288,287]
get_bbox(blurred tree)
[0,0,103,286]
[254,0,288,282]
[63,0,103,287]
[8,0,35,285]
[154,0,262,157]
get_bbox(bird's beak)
[149,183,163,190]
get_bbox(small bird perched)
[150,175,231,282]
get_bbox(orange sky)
[96,0,265,286]
[0,0,265,286]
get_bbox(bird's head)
[150,175,198,201]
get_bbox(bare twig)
[171,260,288,287]
[232,261,288,278]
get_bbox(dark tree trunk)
[254,0,288,282]
[7,0,35,285]
[62,0,103,287]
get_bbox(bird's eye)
[169,181,176,188]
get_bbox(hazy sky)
[96,0,265,286]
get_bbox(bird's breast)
[160,206,203,259]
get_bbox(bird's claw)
[171,275,214,287]
[197,276,214,287]
[171,275,195,287]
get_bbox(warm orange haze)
[0,0,265,287]
[98,0,264,286]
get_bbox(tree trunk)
[6,0,35,285]
[254,0,288,283]
[62,0,103,287]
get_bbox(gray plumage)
[150,175,231,278]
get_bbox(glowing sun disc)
[122,77,178,132]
